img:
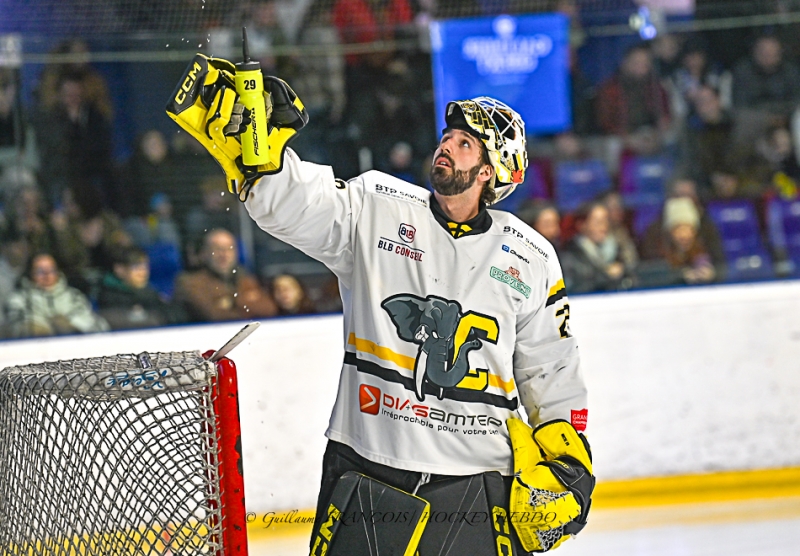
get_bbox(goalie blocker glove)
[507,418,595,552]
[166,54,308,200]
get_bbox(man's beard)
[429,155,481,197]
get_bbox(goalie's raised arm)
[166,54,308,199]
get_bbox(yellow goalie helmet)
[444,96,528,205]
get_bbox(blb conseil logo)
[399,223,416,243]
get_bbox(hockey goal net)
[0,350,248,555]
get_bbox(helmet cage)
[445,97,528,205]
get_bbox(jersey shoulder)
[489,209,558,267]
[359,170,431,209]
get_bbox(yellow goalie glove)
[165,54,308,199]
[507,418,595,552]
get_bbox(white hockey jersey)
[246,149,588,476]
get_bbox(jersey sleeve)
[243,148,365,288]
[513,252,588,431]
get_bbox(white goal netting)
[0,351,229,556]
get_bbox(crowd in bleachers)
[510,28,800,293]
[3,0,800,339]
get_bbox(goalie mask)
[444,97,528,205]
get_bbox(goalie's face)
[430,129,493,197]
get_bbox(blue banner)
[430,13,571,136]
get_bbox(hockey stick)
[208,322,261,362]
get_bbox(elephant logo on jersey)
[381,294,498,401]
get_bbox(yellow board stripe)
[347,334,516,393]
[6,522,213,555]
[594,466,800,508]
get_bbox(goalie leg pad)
[309,471,429,556]
[417,471,522,556]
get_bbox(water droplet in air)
[226,207,230,211]
[232,269,237,273]
[220,192,225,196]
[234,293,238,298]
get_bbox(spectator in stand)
[0,68,38,172]
[3,253,109,338]
[351,53,436,177]
[0,225,30,336]
[5,184,54,256]
[120,129,184,227]
[640,177,725,276]
[670,37,733,126]
[147,193,182,247]
[184,175,242,266]
[655,197,717,285]
[728,123,799,200]
[50,185,132,297]
[210,0,291,76]
[560,201,632,293]
[169,126,230,212]
[680,85,736,196]
[517,200,562,251]
[596,43,671,139]
[332,0,414,62]
[97,246,185,330]
[315,274,344,314]
[732,35,800,117]
[174,228,277,323]
[600,191,639,271]
[35,71,114,210]
[0,68,17,151]
[286,4,347,167]
[0,163,38,208]
[387,141,417,184]
[651,33,683,79]
[36,39,113,122]
[332,0,419,174]
[125,191,182,251]
[271,274,317,316]
[552,131,589,162]
[746,124,800,199]
[569,48,597,136]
